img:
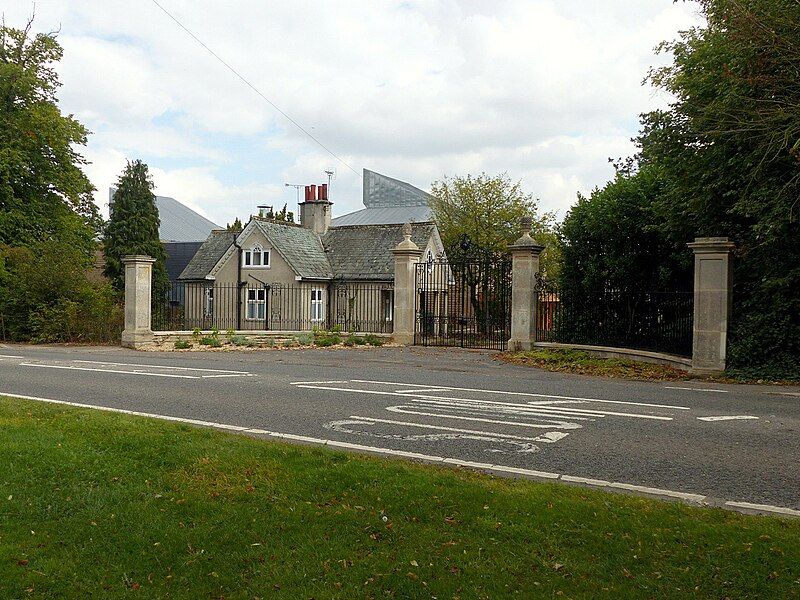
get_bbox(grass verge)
[1,396,798,598]
[499,348,691,381]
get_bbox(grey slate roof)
[109,188,221,242]
[330,204,433,227]
[322,223,435,280]
[178,231,237,280]
[330,169,434,227]
[252,220,333,279]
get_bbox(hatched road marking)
[289,379,763,455]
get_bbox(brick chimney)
[299,183,332,235]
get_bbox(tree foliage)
[0,20,99,254]
[0,242,122,342]
[0,20,119,343]
[560,163,692,294]
[561,0,800,377]
[430,173,560,275]
[226,217,243,231]
[103,160,169,298]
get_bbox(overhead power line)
[149,0,361,178]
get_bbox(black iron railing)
[153,281,393,333]
[535,278,693,357]
[415,258,512,350]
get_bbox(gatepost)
[392,223,423,345]
[688,237,735,374]
[508,216,545,351]
[121,255,156,349]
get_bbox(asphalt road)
[1,344,798,512]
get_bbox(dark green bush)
[174,340,191,349]
[364,334,384,347]
[0,242,123,343]
[199,337,222,347]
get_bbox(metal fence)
[535,278,693,357]
[153,281,393,333]
[415,258,512,350]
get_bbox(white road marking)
[344,415,569,443]
[696,415,759,422]
[2,391,797,518]
[73,360,250,374]
[406,395,675,420]
[324,419,541,453]
[20,361,254,379]
[347,379,690,410]
[20,363,202,379]
[0,354,25,359]
[395,388,452,394]
[294,384,675,421]
[665,386,729,393]
[384,406,583,430]
[200,373,255,378]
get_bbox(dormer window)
[244,244,270,268]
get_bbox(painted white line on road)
[346,415,568,443]
[4,390,799,518]
[385,406,584,430]
[665,386,729,393]
[0,354,25,359]
[289,380,348,385]
[348,379,691,410]
[200,373,255,378]
[73,360,250,374]
[20,363,201,379]
[696,415,759,422]
[395,388,452,394]
[724,501,800,517]
[408,395,675,421]
[294,384,675,421]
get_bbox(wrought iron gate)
[414,258,512,350]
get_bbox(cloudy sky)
[7,1,702,226]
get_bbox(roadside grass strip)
[1,396,799,598]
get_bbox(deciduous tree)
[0,19,99,254]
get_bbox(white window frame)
[244,244,270,269]
[310,288,324,323]
[204,286,214,317]
[246,288,266,320]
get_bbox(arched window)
[244,244,270,268]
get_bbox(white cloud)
[5,0,703,223]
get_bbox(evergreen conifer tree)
[103,160,169,300]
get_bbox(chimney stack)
[299,182,332,235]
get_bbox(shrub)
[200,336,222,347]
[295,333,313,346]
[225,328,236,342]
[343,337,355,347]
[314,333,342,347]
[191,327,201,341]
[0,242,123,343]
[230,335,248,346]
[174,340,191,349]
[364,334,384,347]
[352,336,367,346]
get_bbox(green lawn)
[1,397,798,599]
